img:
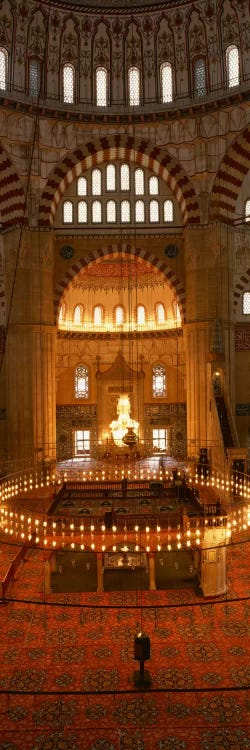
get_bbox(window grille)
[78,201,87,223]
[245,199,250,222]
[92,169,101,195]
[128,66,140,106]
[152,364,166,397]
[135,168,144,195]
[29,58,40,97]
[150,200,159,222]
[77,177,87,196]
[106,164,116,191]
[73,305,84,324]
[164,199,173,222]
[120,164,130,191]
[96,67,108,106]
[135,200,145,222]
[115,306,124,325]
[137,305,146,324]
[92,200,102,222]
[194,57,206,97]
[226,45,239,88]
[106,200,116,222]
[93,305,103,325]
[121,200,130,223]
[243,291,250,314]
[156,303,165,324]
[149,176,159,195]
[0,48,7,90]
[160,62,173,103]
[74,429,90,454]
[63,64,75,104]
[152,428,168,450]
[75,365,89,399]
[63,201,73,223]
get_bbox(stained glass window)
[245,199,250,222]
[135,200,145,222]
[107,200,116,222]
[243,291,250,314]
[121,200,130,222]
[115,306,124,325]
[156,303,165,324]
[73,304,84,324]
[93,305,103,325]
[160,62,173,103]
[92,169,101,195]
[75,365,89,399]
[194,57,206,97]
[226,45,239,88]
[152,364,166,397]
[164,200,173,222]
[29,58,40,97]
[0,48,7,90]
[96,67,108,106]
[92,200,102,222]
[137,305,146,324]
[150,200,159,222]
[63,64,75,104]
[63,201,73,223]
[149,176,159,195]
[106,164,116,191]
[128,66,140,106]
[78,201,87,223]
[77,177,87,196]
[135,168,144,195]
[120,164,130,190]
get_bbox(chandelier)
[109,393,139,447]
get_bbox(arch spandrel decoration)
[54,244,186,324]
[209,125,250,223]
[38,135,200,226]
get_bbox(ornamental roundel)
[164,244,179,258]
[60,245,74,260]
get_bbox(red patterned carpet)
[0,534,249,750]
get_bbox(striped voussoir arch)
[234,268,250,312]
[0,143,26,228]
[54,244,186,323]
[209,126,250,223]
[39,135,200,226]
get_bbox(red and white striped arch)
[234,268,250,312]
[54,244,186,323]
[0,143,26,229]
[39,135,200,227]
[209,125,250,223]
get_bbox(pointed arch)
[53,243,186,325]
[39,135,200,227]
[0,142,26,228]
[209,125,250,223]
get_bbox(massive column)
[4,229,56,468]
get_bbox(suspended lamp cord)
[0,0,52,380]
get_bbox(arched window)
[75,365,89,399]
[93,305,103,325]
[156,303,165,324]
[149,176,159,195]
[193,57,206,97]
[135,168,144,195]
[121,200,130,223]
[106,200,116,223]
[164,200,173,222]
[63,63,75,104]
[150,200,159,222]
[173,300,181,323]
[78,200,87,223]
[58,303,66,324]
[96,66,108,106]
[29,58,41,97]
[137,304,146,324]
[160,62,173,103]
[128,66,140,106]
[245,199,250,222]
[63,201,73,223]
[135,200,145,222]
[120,163,130,190]
[92,200,102,223]
[106,164,116,191]
[243,291,250,314]
[92,169,101,195]
[152,364,166,397]
[73,304,84,325]
[0,47,8,90]
[115,305,124,325]
[226,45,239,88]
[77,177,87,196]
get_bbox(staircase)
[215,394,235,448]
